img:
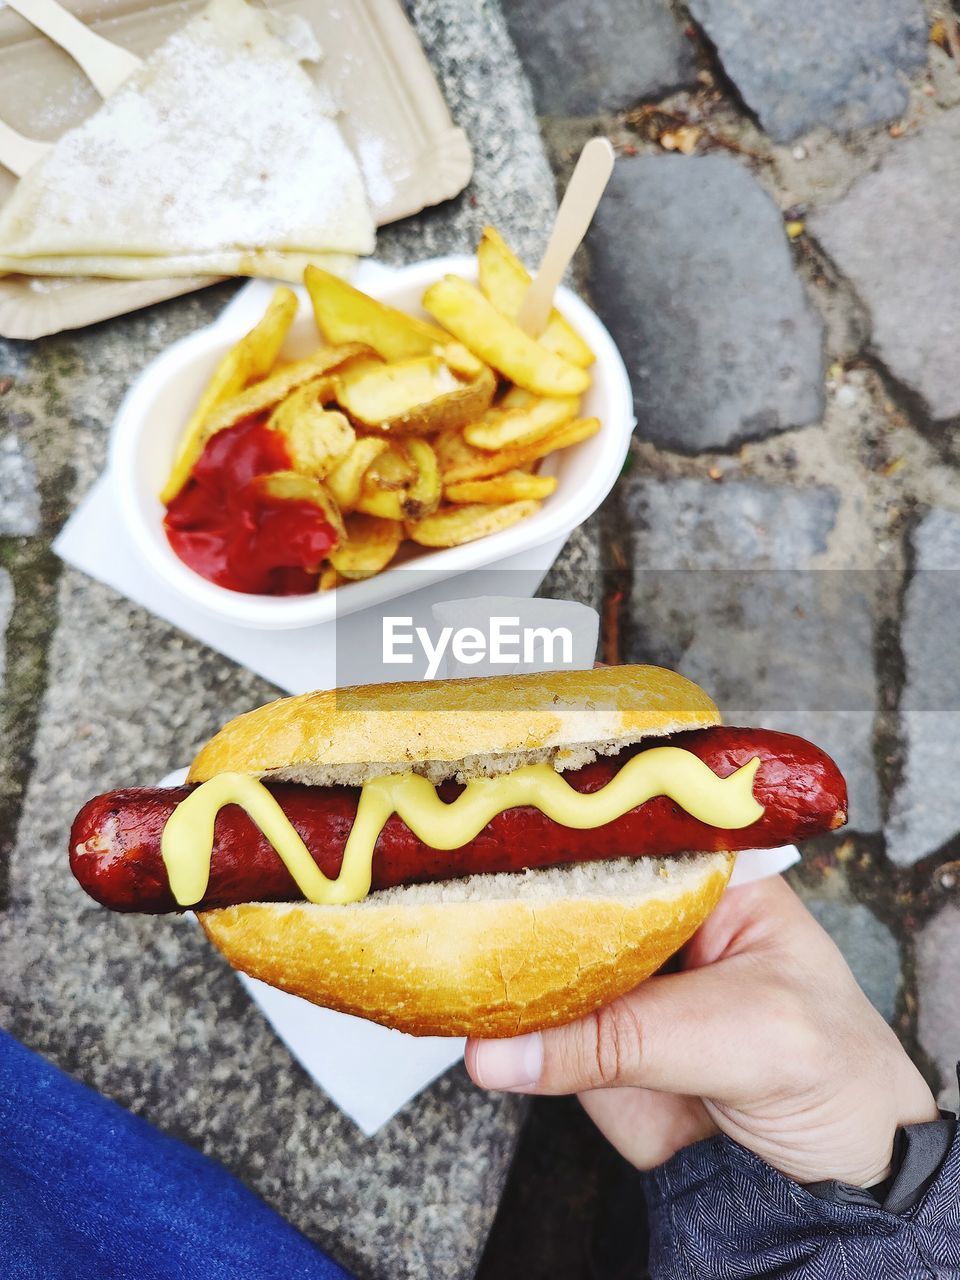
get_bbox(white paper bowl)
[111,255,634,630]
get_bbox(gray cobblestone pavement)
[688,0,928,141]
[500,0,696,116]
[483,2,960,1271]
[885,509,960,865]
[588,155,824,451]
[805,895,903,1022]
[0,434,40,536]
[2,1,960,1277]
[917,904,960,1106]
[811,108,960,420]
[622,476,881,832]
[0,570,11,688]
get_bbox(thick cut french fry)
[325,437,390,512]
[365,442,417,490]
[250,471,345,542]
[477,226,595,368]
[421,276,590,397]
[432,427,492,480]
[406,499,540,547]
[165,234,600,598]
[316,565,341,591]
[499,385,537,410]
[357,439,441,521]
[173,362,349,494]
[355,485,412,522]
[306,266,443,356]
[161,287,299,502]
[444,470,557,504]
[436,416,601,483]
[269,387,356,479]
[336,356,496,436]
[202,345,364,435]
[463,394,578,451]
[444,343,488,378]
[329,514,404,579]
[305,266,484,377]
[170,346,363,483]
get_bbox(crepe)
[0,0,375,273]
[0,250,357,284]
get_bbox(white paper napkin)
[55,472,567,694]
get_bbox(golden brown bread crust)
[191,667,729,1035]
[188,665,720,784]
[198,852,735,1037]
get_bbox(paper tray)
[0,0,472,339]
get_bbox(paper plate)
[0,0,472,339]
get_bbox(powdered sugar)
[0,0,375,260]
[355,129,396,214]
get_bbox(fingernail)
[473,1033,543,1091]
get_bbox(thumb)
[466,962,773,1097]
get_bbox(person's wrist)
[818,1063,940,1189]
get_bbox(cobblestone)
[800,893,901,1021]
[0,435,40,536]
[380,0,557,267]
[811,111,960,422]
[622,476,881,831]
[688,0,928,142]
[499,0,695,117]
[885,509,960,867]
[915,904,960,1106]
[588,156,824,453]
[0,569,11,688]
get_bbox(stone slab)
[538,514,605,612]
[885,509,960,867]
[0,568,11,687]
[379,1,556,268]
[0,1,558,1274]
[689,0,927,143]
[811,112,960,422]
[800,895,901,1021]
[500,0,696,117]
[622,476,881,831]
[588,156,824,453]
[0,433,40,536]
[915,904,960,1107]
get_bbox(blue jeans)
[0,1030,352,1279]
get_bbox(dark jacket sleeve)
[641,1124,960,1279]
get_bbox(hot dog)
[67,666,848,1036]
[71,727,845,913]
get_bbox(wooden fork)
[5,0,142,98]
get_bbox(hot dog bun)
[198,852,734,1037]
[191,666,734,1036]
[189,664,721,786]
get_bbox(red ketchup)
[163,416,339,595]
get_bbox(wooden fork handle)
[4,0,143,98]
[0,118,51,177]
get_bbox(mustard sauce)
[162,748,764,908]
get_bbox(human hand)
[465,875,939,1187]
